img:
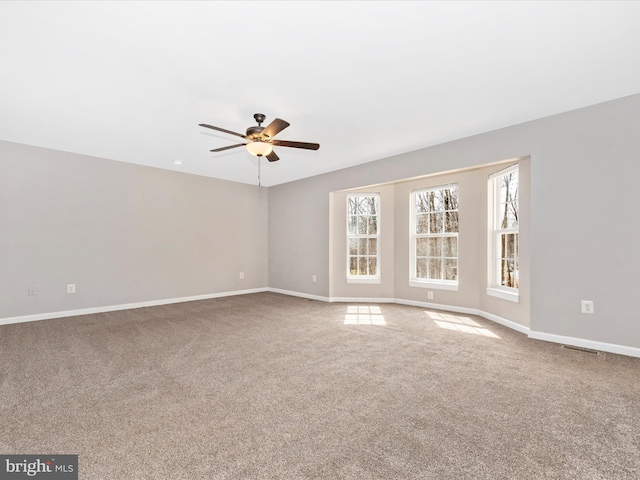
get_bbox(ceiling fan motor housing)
[246,125,265,140]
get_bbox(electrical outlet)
[67,284,76,294]
[427,291,434,300]
[581,300,594,314]
[312,275,317,283]
[239,272,244,279]
[28,286,37,296]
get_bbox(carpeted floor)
[1,292,639,479]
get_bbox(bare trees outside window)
[491,166,519,292]
[347,194,380,281]
[411,185,459,286]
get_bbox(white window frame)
[409,184,459,291]
[487,164,519,303]
[346,193,381,284]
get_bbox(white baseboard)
[0,287,268,326]
[479,309,531,336]
[329,296,396,304]
[268,289,640,358]
[528,330,640,358]
[394,298,479,315]
[4,287,639,359]
[394,299,531,335]
[267,288,329,303]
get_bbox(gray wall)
[3,94,639,350]
[269,94,640,348]
[0,141,268,319]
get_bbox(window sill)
[409,280,458,291]
[486,287,519,303]
[347,277,381,285]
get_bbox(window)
[410,184,459,290]
[347,194,380,283]
[488,165,519,302]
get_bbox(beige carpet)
[1,292,639,479]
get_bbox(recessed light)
[173,160,183,165]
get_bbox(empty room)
[1,2,639,479]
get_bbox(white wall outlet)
[312,275,317,283]
[28,286,37,296]
[67,284,76,294]
[427,291,434,300]
[581,300,594,314]
[239,272,244,279]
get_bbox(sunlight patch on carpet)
[426,311,500,338]
[344,306,386,325]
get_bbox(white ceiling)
[1,1,639,187]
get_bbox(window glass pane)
[349,239,358,255]
[508,174,518,202]
[415,192,429,213]
[428,237,442,257]
[416,214,429,234]
[433,190,443,211]
[368,238,377,256]
[416,258,428,278]
[348,197,358,216]
[358,238,368,255]
[368,215,378,234]
[445,211,458,233]
[348,216,357,235]
[499,181,507,204]
[429,213,443,234]
[444,259,457,281]
[358,216,367,235]
[349,257,358,275]
[502,233,516,259]
[501,259,517,287]
[416,238,428,256]
[443,237,457,257]
[368,257,377,276]
[361,196,378,216]
[500,173,518,205]
[429,258,442,280]
[425,191,435,212]
[444,188,458,211]
[498,204,509,230]
[358,257,367,275]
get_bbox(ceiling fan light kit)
[246,140,273,157]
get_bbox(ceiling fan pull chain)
[258,156,261,187]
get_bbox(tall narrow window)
[410,184,459,290]
[488,165,519,302]
[347,194,380,283]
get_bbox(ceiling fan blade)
[210,143,246,152]
[266,150,280,162]
[199,123,247,139]
[271,139,320,150]
[261,118,290,140]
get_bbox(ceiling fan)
[199,113,319,162]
